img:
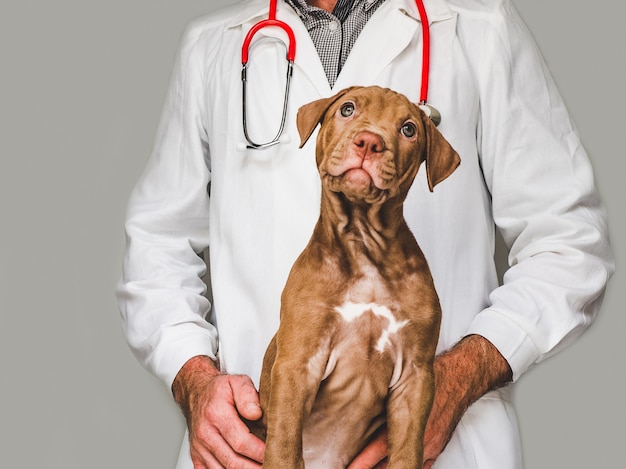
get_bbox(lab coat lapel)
[278,5,332,97]
[334,0,418,90]
[334,0,454,91]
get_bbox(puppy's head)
[297,86,460,204]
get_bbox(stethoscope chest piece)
[418,103,441,127]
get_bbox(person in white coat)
[116,0,614,467]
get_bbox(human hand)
[172,356,265,468]
[423,335,513,468]
[346,357,459,469]
[346,370,457,469]
[349,335,512,469]
[347,381,460,469]
[346,426,388,469]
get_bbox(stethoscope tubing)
[242,0,296,63]
[415,0,430,105]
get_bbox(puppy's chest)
[338,262,402,322]
[333,300,408,357]
[319,264,411,386]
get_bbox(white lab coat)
[117,0,614,467]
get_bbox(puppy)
[255,86,460,468]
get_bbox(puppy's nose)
[353,132,385,158]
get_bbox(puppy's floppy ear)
[419,110,461,192]
[296,87,357,148]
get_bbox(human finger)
[217,401,265,464]
[190,442,223,469]
[229,375,263,421]
[347,427,388,469]
[192,419,261,469]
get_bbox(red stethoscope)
[241,0,440,149]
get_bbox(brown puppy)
[256,86,460,468]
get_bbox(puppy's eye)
[340,103,355,117]
[401,122,417,138]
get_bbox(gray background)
[0,0,623,467]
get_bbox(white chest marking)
[334,302,409,352]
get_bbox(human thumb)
[231,375,263,421]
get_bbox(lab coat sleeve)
[459,0,614,380]
[116,22,217,390]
